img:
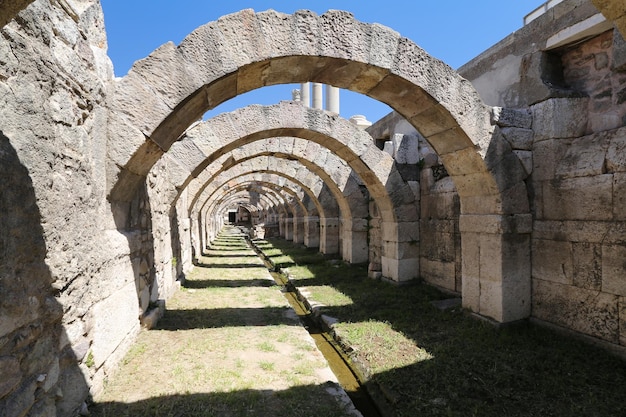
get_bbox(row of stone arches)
[5,2,626,414]
[107,9,533,323]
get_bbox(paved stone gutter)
[248,238,393,417]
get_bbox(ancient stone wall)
[0,0,156,414]
[460,3,626,349]
[367,116,462,293]
[528,27,626,346]
[419,170,461,293]
[4,2,626,415]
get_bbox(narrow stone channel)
[248,234,383,417]
[91,225,366,417]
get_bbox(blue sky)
[101,1,546,123]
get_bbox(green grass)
[257,341,278,352]
[258,361,276,371]
[256,237,626,417]
[91,227,357,417]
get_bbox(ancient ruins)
[1,0,626,414]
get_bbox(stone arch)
[196,153,368,261]
[159,105,397,273]
[591,0,626,37]
[212,178,313,221]
[180,132,358,220]
[228,178,325,247]
[109,9,531,322]
[196,158,345,258]
[0,0,36,27]
[218,182,293,217]
[215,190,276,215]
[225,173,325,218]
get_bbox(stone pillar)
[179,216,192,272]
[325,85,339,114]
[312,82,323,110]
[300,82,310,107]
[284,217,293,241]
[293,217,304,244]
[191,214,203,261]
[459,214,532,322]
[341,217,369,264]
[380,221,420,283]
[279,215,285,237]
[304,216,320,248]
[320,217,339,254]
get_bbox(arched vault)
[110,9,532,322]
[197,156,363,261]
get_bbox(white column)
[312,82,323,110]
[325,85,339,114]
[300,82,310,107]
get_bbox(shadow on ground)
[90,384,355,417]
[156,306,300,330]
[258,237,626,417]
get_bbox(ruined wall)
[529,28,626,346]
[419,168,461,293]
[367,115,461,293]
[0,0,152,414]
[457,1,626,349]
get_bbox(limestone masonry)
[1,0,626,415]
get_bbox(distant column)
[325,85,339,114]
[300,82,310,107]
[312,82,323,110]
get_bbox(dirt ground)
[90,227,360,417]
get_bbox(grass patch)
[259,361,276,371]
[257,341,278,352]
[258,237,626,417]
[91,227,357,417]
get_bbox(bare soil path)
[90,226,360,417]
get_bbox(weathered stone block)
[0,357,21,399]
[572,242,602,290]
[439,147,486,176]
[613,172,626,220]
[501,273,532,322]
[591,0,626,20]
[541,175,613,220]
[501,127,534,150]
[382,240,419,260]
[533,220,611,243]
[532,279,619,343]
[531,98,589,141]
[381,221,419,243]
[3,379,37,417]
[606,129,626,172]
[532,239,573,285]
[381,256,419,282]
[461,233,480,312]
[420,258,456,292]
[491,107,533,129]
[477,279,503,321]
[602,244,626,296]
[459,214,532,234]
[420,192,458,220]
[513,150,533,176]
[91,281,140,368]
[392,133,420,164]
[419,227,455,262]
[532,138,572,181]
[556,131,609,179]
[459,194,503,216]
